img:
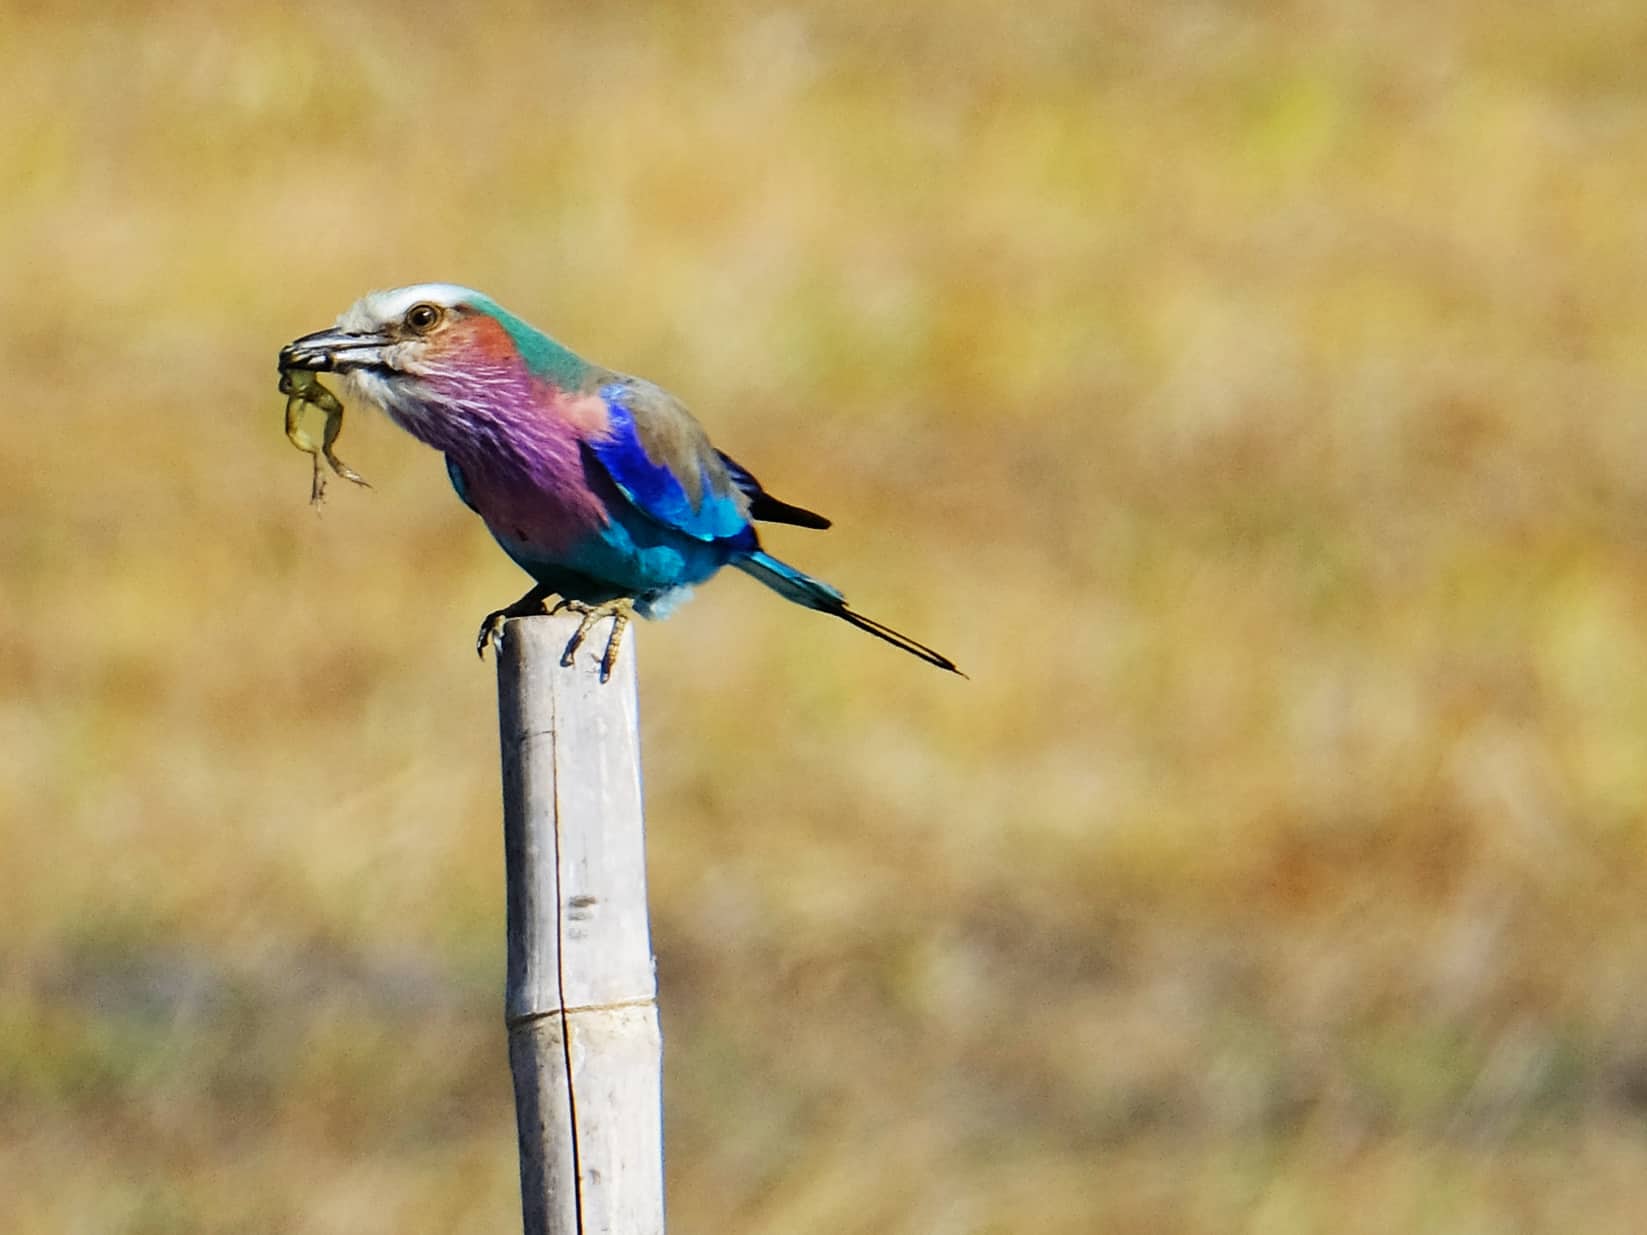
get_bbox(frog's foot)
[475,583,559,659]
[551,598,636,683]
[318,397,370,488]
[321,446,371,488]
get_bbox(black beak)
[278,328,390,373]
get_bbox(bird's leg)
[550,598,635,683]
[475,582,560,659]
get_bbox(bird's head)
[280,284,594,445]
[280,283,497,412]
[280,283,480,373]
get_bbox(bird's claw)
[475,610,510,659]
[551,599,634,683]
[475,584,559,659]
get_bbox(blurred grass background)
[4,0,1647,1230]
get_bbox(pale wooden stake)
[496,613,665,1235]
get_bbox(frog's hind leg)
[283,391,328,505]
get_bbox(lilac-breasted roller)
[279,284,961,680]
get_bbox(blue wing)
[587,381,755,547]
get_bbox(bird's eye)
[404,303,443,333]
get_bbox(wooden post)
[495,613,665,1235]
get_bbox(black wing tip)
[749,493,833,530]
[791,508,834,531]
[719,451,833,530]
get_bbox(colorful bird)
[279,284,961,681]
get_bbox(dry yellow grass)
[5,1,1647,1231]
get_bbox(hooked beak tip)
[279,328,344,372]
[278,347,333,372]
[278,328,388,373]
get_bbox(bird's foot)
[550,598,635,683]
[475,584,560,659]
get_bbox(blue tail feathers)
[734,551,845,608]
[734,551,963,675]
